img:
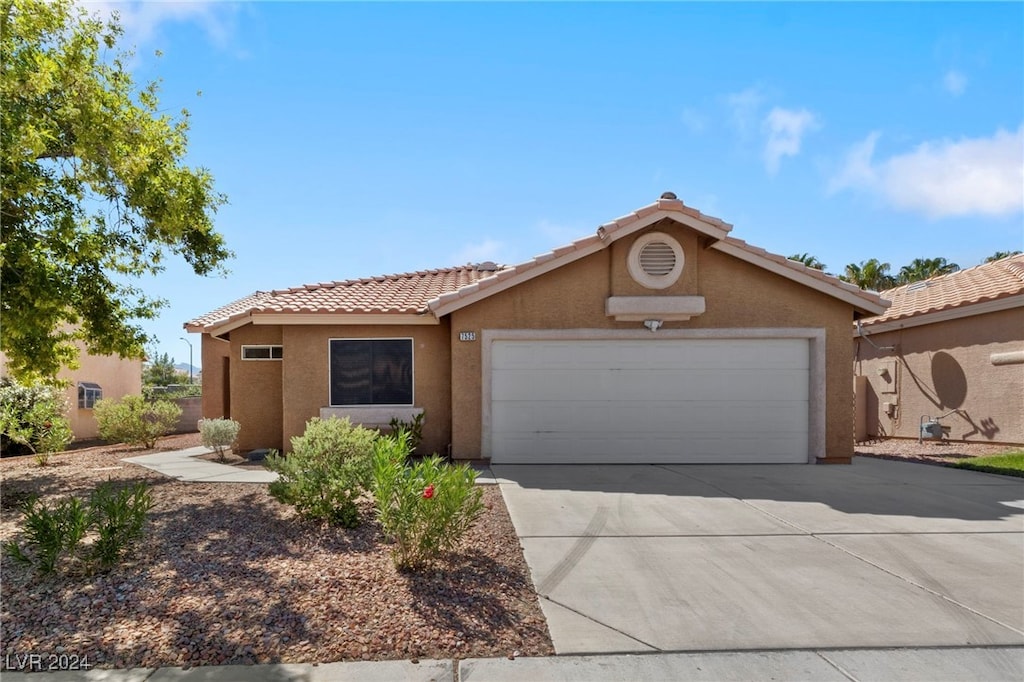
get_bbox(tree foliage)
[896,257,959,285]
[0,0,230,381]
[142,352,179,387]
[986,250,1022,263]
[840,259,896,291]
[788,253,826,271]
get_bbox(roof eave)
[427,204,732,317]
[855,293,1024,336]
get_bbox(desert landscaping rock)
[0,434,553,669]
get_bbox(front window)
[329,339,413,406]
[78,382,102,409]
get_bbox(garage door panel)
[493,338,808,371]
[494,400,808,435]
[493,369,808,403]
[490,338,810,464]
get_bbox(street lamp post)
[179,337,193,384]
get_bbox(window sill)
[319,406,423,429]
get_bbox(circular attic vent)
[627,232,684,289]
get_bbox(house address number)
[459,331,477,342]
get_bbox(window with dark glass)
[242,345,283,360]
[329,339,413,406]
[78,382,102,409]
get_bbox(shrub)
[2,482,152,576]
[0,377,73,459]
[371,433,485,570]
[87,482,154,568]
[94,395,181,448]
[200,418,240,462]
[387,411,425,453]
[265,417,377,527]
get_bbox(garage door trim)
[480,328,826,463]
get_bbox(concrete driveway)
[492,457,1024,654]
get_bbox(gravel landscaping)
[854,437,1018,465]
[0,434,553,669]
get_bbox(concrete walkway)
[1,648,1021,681]
[123,446,278,483]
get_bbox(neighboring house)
[0,343,143,441]
[185,194,887,464]
[854,254,1024,445]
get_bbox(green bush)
[94,395,181,448]
[265,417,377,527]
[200,418,240,462]
[87,482,154,568]
[371,433,485,570]
[387,411,425,453]
[0,377,73,459]
[3,482,153,575]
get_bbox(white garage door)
[490,338,809,464]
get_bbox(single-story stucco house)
[185,194,888,464]
[854,253,1024,445]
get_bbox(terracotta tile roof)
[428,197,886,316]
[184,265,505,332]
[861,254,1024,326]
[186,194,891,332]
[185,291,277,331]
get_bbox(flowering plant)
[371,432,484,570]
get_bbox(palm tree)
[985,250,1022,263]
[841,259,896,291]
[788,253,826,270]
[896,257,960,285]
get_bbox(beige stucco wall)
[61,346,143,440]
[854,306,1024,444]
[228,325,284,451]
[450,220,857,461]
[0,344,143,441]
[202,321,453,454]
[280,322,452,455]
[199,333,231,422]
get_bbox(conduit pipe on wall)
[855,320,896,351]
[990,350,1024,366]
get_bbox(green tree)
[0,0,231,381]
[985,250,1022,263]
[142,352,178,387]
[896,257,960,285]
[788,253,826,270]
[841,259,896,291]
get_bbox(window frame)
[328,337,415,407]
[78,382,102,409]
[241,344,283,361]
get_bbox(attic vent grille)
[627,231,685,290]
[639,241,676,276]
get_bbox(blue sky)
[86,1,1023,369]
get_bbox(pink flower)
[422,484,435,499]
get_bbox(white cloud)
[725,86,765,137]
[829,125,1024,218]
[762,107,819,175]
[82,1,239,49]
[451,239,507,266]
[943,70,967,97]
